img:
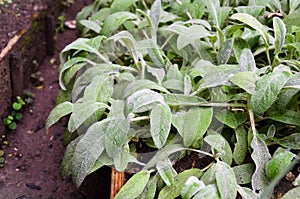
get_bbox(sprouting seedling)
[3,96,26,131]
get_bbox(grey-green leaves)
[150,105,172,149]
[273,17,286,54]
[266,148,294,180]
[46,101,73,133]
[179,107,213,147]
[215,160,238,199]
[231,13,269,45]
[251,70,291,115]
[49,0,300,197]
[115,170,150,199]
[177,25,212,50]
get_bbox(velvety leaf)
[184,75,192,95]
[282,187,300,199]
[177,25,212,50]
[59,57,91,89]
[72,121,107,186]
[163,94,206,106]
[183,107,213,147]
[251,135,271,193]
[268,110,300,126]
[80,19,102,33]
[203,0,221,27]
[162,79,184,92]
[68,102,107,133]
[150,0,161,29]
[105,118,130,158]
[181,177,205,199]
[157,160,175,187]
[277,89,299,111]
[147,66,165,85]
[60,136,82,179]
[233,126,248,165]
[215,110,248,129]
[235,6,265,18]
[147,41,165,67]
[273,17,286,54]
[108,100,126,119]
[144,144,185,170]
[62,62,87,88]
[114,144,129,172]
[284,9,300,33]
[239,48,256,72]
[204,134,233,165]
[217,39,233,65]
[276,133,300,150]
[89,152,113,174]
[215,160,238,199]
[137,174,159,199]
[115,170,150,199]
[124,80,169,98]
[231,13,269,45]
[289,0,300,14]
[266,148,294,180]
[233,37,249,63]
[251,71,291,115]
[126,89,165,114]
[61,36,106,63]
[192,184,221,199]
[150,105,172,149]
[284,73,300,89]
[201,163,217,185]
[158,169,202,199]
[110,0,137,12]
[46,101,73,133]
[171,111,186,138]
[197,65,240,89]
[237,186,259,199]
[75,3,94,33]
[233,163,255,184]
[83,75,113,103]
[108,31,139,63]
[230,72,258,94]
[101,12,137,36]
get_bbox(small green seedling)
[3,96,26,130]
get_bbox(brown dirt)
[0,0,56,51]
[0,1,110,198]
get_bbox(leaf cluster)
[47,0,300,198]
[3,96,25,130]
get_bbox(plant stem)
[190,87,206,96]
[187,148,214,158]
[266,46,272,66]
[200,161,215,172]
[131,116,150,122]
[247,95,257,137]
[169,102,247,108]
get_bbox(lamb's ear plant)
[47,0,300,198]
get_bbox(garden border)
[0,1,62,133]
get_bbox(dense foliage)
[47,0,300,198]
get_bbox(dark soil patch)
[0,0,56,51]
[0,1,110,198]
